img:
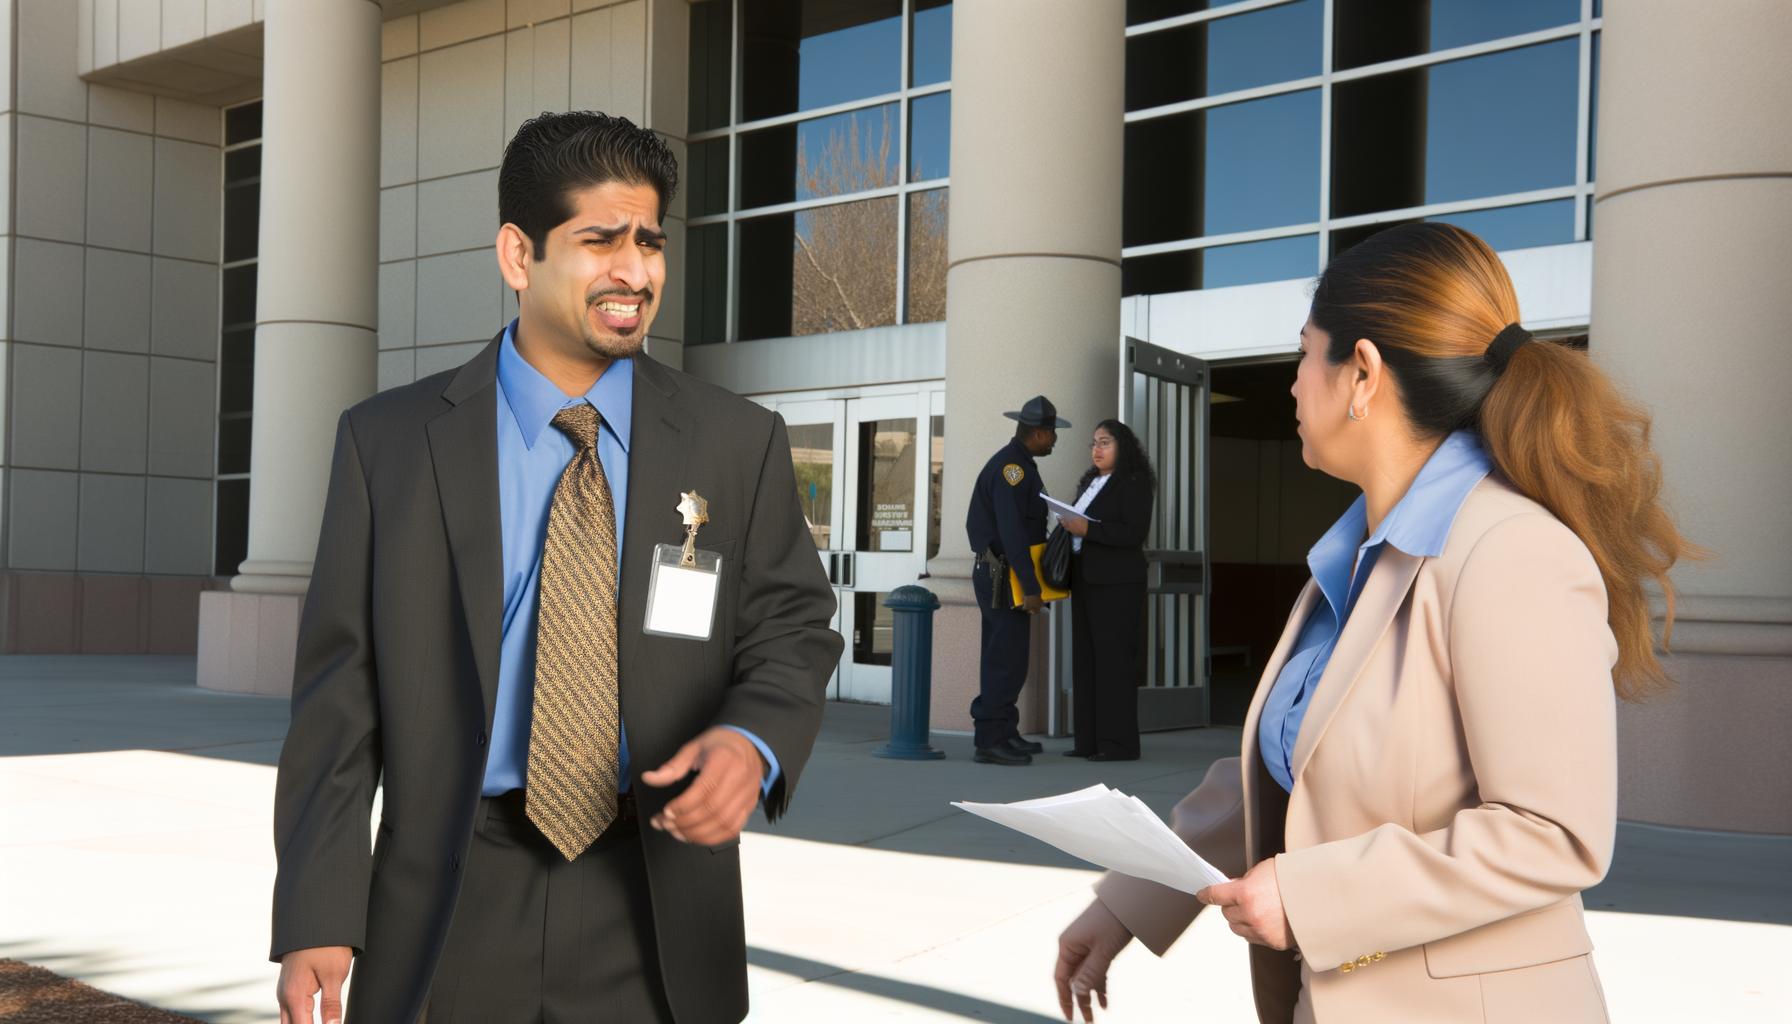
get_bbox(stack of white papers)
[1041,494,1097,523]
[953,785,1229,895]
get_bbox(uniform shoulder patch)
[1002,464,1024,486]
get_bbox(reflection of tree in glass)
[907,190,948,324]
[792,112,948,334]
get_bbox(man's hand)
[277,946,352,1024]
[1053,899,1133,1022]
[1197,857,1292,949]
[640,726,768,846]
[1023,593,1045,614]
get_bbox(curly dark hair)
[498,110,680,260]
[1076,419,1156,497]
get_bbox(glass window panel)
[739,103,898,209]
[852,591,895,665]
[688,0,733,133]
[225,146,260,184]
[739,196,899,340]
[1334,0,1578,70]
[1122,233,1317,295]
[912,0,952,88]
[684,223,728,345]
[857,418,917,552]
[741,0,901,123]
[687,138,729,217]
[788,423,835,549]
[1429,199,1576,251]
[224,182,260,263]
[1331,40,1578,217]
[1127,0,1254,28]
[219,327,255,415]
[1589,31,1600,181]
[215,478,249,576]
[218,414,252,476]
[1126,0,1321,112]
[905,189,948,324]
[908,93,950,182]
[1124,89,1320,247]
[221,265,256,329]
[224,102,261,145]
[927,413,944,560]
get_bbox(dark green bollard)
[873,585,946,760]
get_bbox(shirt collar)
[496,319,633,453]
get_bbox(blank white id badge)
[644,543,722,640]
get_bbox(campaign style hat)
[1002,395,1071,428]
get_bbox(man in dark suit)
[270,111,841,1024]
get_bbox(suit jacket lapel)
[426,335,505,721]
[1288,547,1425,783]
[616,355,692,677]
[1240,581,1321,859]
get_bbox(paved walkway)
[1,656,1786,1022]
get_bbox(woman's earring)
[1346,403,1364,422]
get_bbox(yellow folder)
[1009,542,1070,606]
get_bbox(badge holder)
[644,490,721,641]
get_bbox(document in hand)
[1041,493,1097,523]
[952,784,1230,895]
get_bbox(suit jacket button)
[476,730,487,747]
[450,854,461,871]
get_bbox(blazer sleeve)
[1093,757,1249,955]
[1085,473,1153,550]
[270,411,382,962]
[1272,513,1618,972]
[713,412,846,821]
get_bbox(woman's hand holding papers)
[1053,899,1133,1022]
[1061,515,1089,537]
[1197,857,1292,950]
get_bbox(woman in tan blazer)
[1051,223,1693,1024]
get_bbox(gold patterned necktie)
[526,402,622,861]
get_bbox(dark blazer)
[270,336,842,1024]
[1073,470,1154,584]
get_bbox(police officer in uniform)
[966,395,1069,765]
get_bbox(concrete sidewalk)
[2,656,1786,1022]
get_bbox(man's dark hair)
[498,110,679,260]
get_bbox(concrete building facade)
[0,0,1783,833]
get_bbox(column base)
[196,589,304,695]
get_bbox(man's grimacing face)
[519,179,668,361]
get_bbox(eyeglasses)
[1091,439,1115,450]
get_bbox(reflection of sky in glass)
[797,16,902,112]
[912,3,952,87]
[1589,32,1600,180]
[1203,234,1318,288]
[1424,40,1577,204]
[1429,200,1575,251]
[1207,0,1321,96]
[910,93,950,181]
[794,104,899,202]
[1428,0,1577,51]
[1205,89,1322,235]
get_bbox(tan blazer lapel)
[1288,547,1425,784]
[1241,580,1322,861]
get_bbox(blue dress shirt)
[482,320,779,798]
[1257,431,1492,793]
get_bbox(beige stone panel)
[379,259,418,348]
[13,239,86,348]
[417,169,499,256]
[9,469,80,570]
[80,351,151,474]
[145,477,214,575]
[417,37,506,179]
[84,249,153,354]
[0,117,9,236]
[381,57,420,186]
[17,0,89,120]
[505,27,536,137]
[947,0,1124,265]
[77,473,146,573]
[1596,2,1792,197]
[15,116,88,244]
[510,0,571,28]
[94,0,119,70]
[568,5,613,112]
[147,357,216,479]
[154,97,222,146]
[150,258,221,360]
[569,4,644,120]
[86,127,155,252]
[1590,177,1792,600]
[420,0,505,51]
[416,339,487,377]
[161,0,205,49]
[416,249,501,344]
[380,184,418,262]
[381,13,419,60]
[532,16,573,114]
[378,347,417,392]
[152,138,222,262]
[10,345,83,470]
[208,0,256,37]
[654,213,684,342]
[117,0,161,63]
[77,0,95,76]
[89,86,155,133]
[646,0,688,139]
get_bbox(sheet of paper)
[952,785,1229,895]
[1042,493,1098,522]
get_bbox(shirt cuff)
[719,725,781,800]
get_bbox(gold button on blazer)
[1096,479,1617,1023]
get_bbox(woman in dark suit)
[1061,419,1156,761]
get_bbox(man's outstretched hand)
[277,946,352,1024]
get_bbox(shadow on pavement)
[749,946,1063,1023]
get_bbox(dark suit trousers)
[422,791,674,1024]
[1069,555,1143,758]
[970,559,1032,748]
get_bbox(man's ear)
[496,223,534,292]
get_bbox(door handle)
[827,552,840,585]
[842,552,855,588]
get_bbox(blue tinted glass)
[1428,200,1575,251]
[1589,31,1600,180]
[912,1,952,87]
[1423,40,1578,204]
[1205,89,1322,235]
[739,103,900,208]
[909,93,950,182]
[1127,0,1321,111]
[1203,234,1319,288]
[1429,0,1578,51]
[742,1,902,122]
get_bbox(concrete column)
[926,0,1125,732]
[1590,2,1792,832]
[199,0,380,692]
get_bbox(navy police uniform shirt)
[966,438,1048,596]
